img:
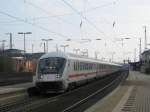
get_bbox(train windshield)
[38,57,66,74]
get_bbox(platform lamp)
[18,32,32,54]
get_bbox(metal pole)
[32,44,34,54]
[144,26,147,50]
[10,33,12,49]
[134,48,136,62]
[44,42,46,53]
[18,32,32,54]
[64,46,66,52]
[24,33,26,54]
[46,40,48,53]
[6,33,13,49]
[56,44,58,52]
[121,38,123,47]
[139,38,142,61]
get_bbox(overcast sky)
[0,0,150,62]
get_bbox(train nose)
[56,74,62,78]
[37,73,62,81]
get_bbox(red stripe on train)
[68,70,110,78]
[68,72,96,78]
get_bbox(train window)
[89,64,91,70]
[86,63,88,70]
[75,62,77,71]
[83,63,85,70]
[38,57,66,74]
[74,62,75,71]
[77,62,79,71]
[80,62,81,71]
[76,62,78,71]
[82,62,84,71]
[76,62,77,71]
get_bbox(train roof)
[40,51,121,66]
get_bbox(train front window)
[38,58,66,74]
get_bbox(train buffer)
[85,71,150,112]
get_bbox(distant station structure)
[0,48,44,73]
[130,49,150,73]
[140,49,150,73]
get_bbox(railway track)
[0,71,128,112]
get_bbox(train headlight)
[38,75,43,79]
[56,74,61,78]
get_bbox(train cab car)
[35,52,69,93]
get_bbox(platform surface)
[85,71,150,112]
[0,82,33,94]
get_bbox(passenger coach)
[33,52,121,93]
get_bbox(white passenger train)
[34,51,122,93]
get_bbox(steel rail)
[4,74,113,112]
[62,73,126,112]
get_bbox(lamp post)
[6,33,12,49]
[40,42,46,53]
[18,32,32,54]
[60,44,69,52]
[41,38,53,53]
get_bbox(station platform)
[0,82,33,95]
[85,71,150,112]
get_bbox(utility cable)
[61,0,109,39]
[0,11,68,38]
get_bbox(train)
[32,51,122,94]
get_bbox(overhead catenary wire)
[85,1,117,13]
[27,0,116,21]
[61,0,110,39]
[24,0,115,39]
[24,0,99,40]
[24,0,116,39]
[24,0,78,30]
[0,11,68,38]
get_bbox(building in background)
[0,49,44,73]
[140,49,150,73]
